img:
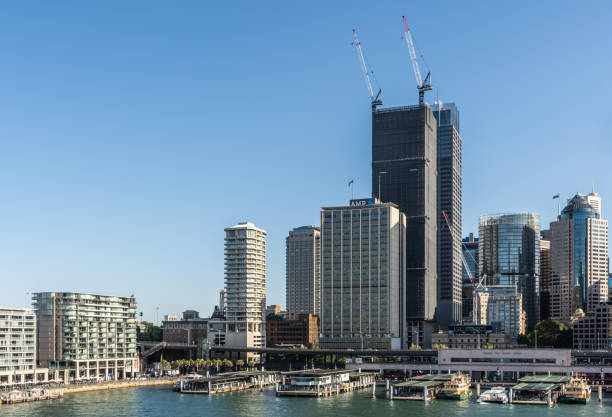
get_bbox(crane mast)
[402,16,432,105]
[352,29,382,110]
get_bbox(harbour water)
[1,386,611,417]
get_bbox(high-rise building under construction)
[372,104,438,347]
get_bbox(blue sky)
[1,1,610,321]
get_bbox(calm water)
[2,386,612,417]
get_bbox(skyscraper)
[371,105,437,346]
[549,193,608,324]
[478,213,541,332]
[320,199,405,349]
[286,226,321,316]
[212,221,266,360]
[432,102,462,325]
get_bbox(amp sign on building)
[349,198,377,207]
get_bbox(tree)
[236,359,245,370]
[522,320,571,348]
[409,344,422,351]
[137,321,163,342]
[433,344,448,350]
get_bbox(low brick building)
[432,324,514,349]
[162,310,208,346]
[266,314,319,347]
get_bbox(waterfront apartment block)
[372,105,438,329]
[479,213,540,332]
[33,292,138,381]
[549,193,608,324]
[319,199,405,350]
[209,222,266,362]
[432,102,463,326]
[286,226,321,317]
[0,308,48,384]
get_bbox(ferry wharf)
[509,375,570,407]
[276,369,376,397]
[178,371,279,394]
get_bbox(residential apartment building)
[33,292,138,382]
[208,222,266,362]
[371,105,438,347]
[266,314,319,348]
[286,226,321,316]
[478,213,540,332]
[432,102,463,326]
[549,193,608,324]
[320,199,405,349]
[0,308,48,384]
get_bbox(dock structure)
[1,388,64,405]
[510,375,570,406]
[276,369,376,397]
[391,374,453,401]
[178,371,279,395]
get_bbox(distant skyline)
[1,1,611,321]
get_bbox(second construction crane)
[352,29,382,110]
[402,16,432,105]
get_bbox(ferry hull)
[559,396,590,404]
[436,391,472,400]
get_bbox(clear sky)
[1,1,611,322]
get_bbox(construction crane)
[441,211,478,290]
[352,29,382,110]
[402,16,431,105]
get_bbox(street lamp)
[378,171,387,202]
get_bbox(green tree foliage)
[520,320,573,348]
[137,321,163,341]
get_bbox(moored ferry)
[478,387,508,404]
[435,373,473,400]
[559,375,591,404]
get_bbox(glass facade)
[478,213,540,332]
[372,105,437,322]
[461,236,478,322]
[432,102,462,325]
[558,194,599,309]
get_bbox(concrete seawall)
[65,379,175,394]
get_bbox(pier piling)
[476,383,480,397]
[599,386,602,403]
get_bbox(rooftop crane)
[352,29,382,110]
[402,16,431,105]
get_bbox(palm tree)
[236,359,244,370]
[222,359,233,371]
[247,360,255,370]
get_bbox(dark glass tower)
[372,105,438,345]
[432,102,462,325]
[478,213,541,332]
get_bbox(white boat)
[479,387,508,404]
